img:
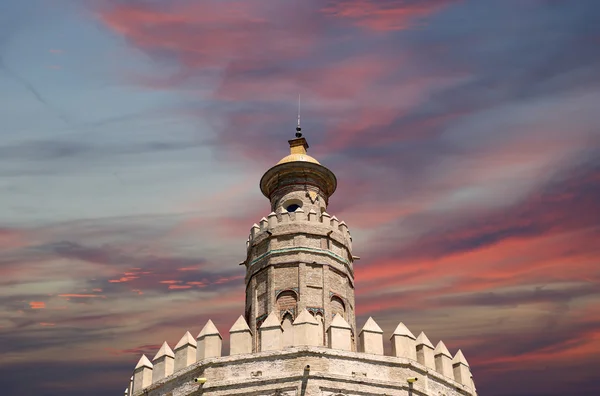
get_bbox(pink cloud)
[168,285,192,290]
[322,0,460,31]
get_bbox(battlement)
[244,209,353,267]
[125,313,476,396]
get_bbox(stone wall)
[132,346,474,396]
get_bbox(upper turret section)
[260,135,337,214]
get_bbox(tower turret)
[244,131,356,351]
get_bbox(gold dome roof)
[276,153,321,165]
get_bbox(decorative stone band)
[248,246,349,267]
[126,316,475,396]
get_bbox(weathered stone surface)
[358,317,383,355]
[132,355,152,393]
[229,315,252,355]
[174,331,197,371]
[259,311,282,351]
[453,349,472,387]
[197,320,223,360]
[390,322,417,360]
[293,309,319,346]
[416,331,436,370]
[327,314,352,351]
[138,346,473,396]
[434,340,453,378]
[152,341,174,383]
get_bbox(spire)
[296,93,302,137]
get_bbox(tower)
[121,126,478,396]
[243,132,356,350]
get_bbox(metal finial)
[295,93,302,138]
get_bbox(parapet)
[125,314,476,395]
[244,209,354,268]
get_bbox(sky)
[0,0,599,395]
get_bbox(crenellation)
[229,315,252,355]
[338,220,348,234]
[268,211,278,228]
[280,208,290,223]
[152,341,174,383]
[328,314,352,351]
[434,340,453,378]
[132,355,153,393]
[128,314,476,394]
[292,309,320,346]
[250,223,260,239]
[359,317,384,355]
[173,331,197,371]
[330,215,339,229]
[452,349,472,388]
[390,322,417,360]
[295,207,306,221]
[259,311,282,351]
[259,217,268,230]
[197,319,222,360]
[416,331,436,370]
[321,211,331,224]
[308,208,318,222]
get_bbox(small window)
[282,198,303,213]
[287,204,300,212]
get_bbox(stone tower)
[122,129,478,396]
[243,134,357,351]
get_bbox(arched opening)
[331,295,346,319]
[282,198,303,213]
[276,290,298,315]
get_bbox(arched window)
[331,295,345,319]
[276,290,298,317]
[287,203,300,212]
[282,199,303,213]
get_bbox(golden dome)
[276,153,321,165]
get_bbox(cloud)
[321,0,461,32]
[2,1,600,396]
